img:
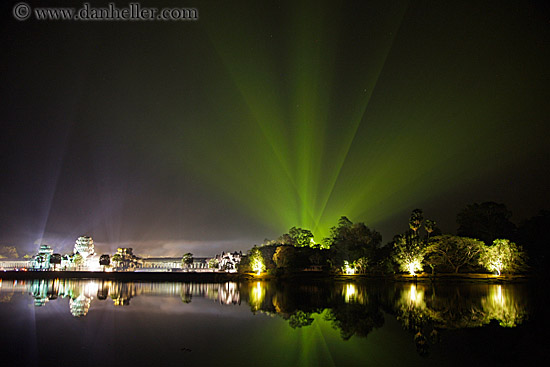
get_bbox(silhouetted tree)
[457,202,516,245]
[99,254,110,271]
[324,216,381,271]
[182,253,193,270]
[50,253,61,271]
[517,210,550,271]
[273,246,298,269]
[424,219,437,239]
[409,209,424,235]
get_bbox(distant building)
[0,259,31,270]
[139,256,209,272]
[112,248,141,271]
[141,257,183,271]
[74,236,94,259]
[31,245,54,270]
[211,251,242,272]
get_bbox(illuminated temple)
[0,237,241,272]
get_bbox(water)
[0,278,545,366]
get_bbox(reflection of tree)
[288,310,314,328]
[97,281,109,300]
[110,282,136,306]
[325,302,384,340]
[3,277,531,356]
[388,282,530,357]
[481,285,527,327]
[181,292,192,304]
[392,284,441,357]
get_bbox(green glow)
[125,1,540,241]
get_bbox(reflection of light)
[219,282,240,305]
[342,261,355,275]
[407,260,422,276]
[482,285,526,327]
[343,283,357,303]
[399,284,425,309]
[493,285,503,304]
[83,281,98,298]
[410,284,417,302]
[70,295,91,317]
[249,281,265,311]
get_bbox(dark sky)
[1,0,549,257]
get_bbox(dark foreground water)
[0,278,545,366]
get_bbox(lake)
[0,278,545,366]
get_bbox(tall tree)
[248,246,266,274]
[456,202,516,245]
[392,234,426,275]
[182,253,194,270]
[273,246,298,268]
[409,209,424,235]
[424,219,437,239]
[111,253,122,268]
[324,216,381,270]
[99,254,110,271]
[288,227,315,247]
[73,253,84,270]
[50,253,62,271]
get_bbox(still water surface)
[0,278,544,366]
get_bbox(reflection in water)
[70,295,91,317]
[0,278,532,356]
[249,281,266,313]
[343,283,357,303]
[394,284,434,356]
[481,285,528,327]
[0,280,244,317]
[240,281,530,356]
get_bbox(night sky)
[1,0,549,257]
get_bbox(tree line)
[239,202,549,276]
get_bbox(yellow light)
[409,284,417,302]
[249,281,265,312]
[342,260,355,275]
[344,283,357,303]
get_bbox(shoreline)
[0,270,535,283]
[0,270,251,282]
